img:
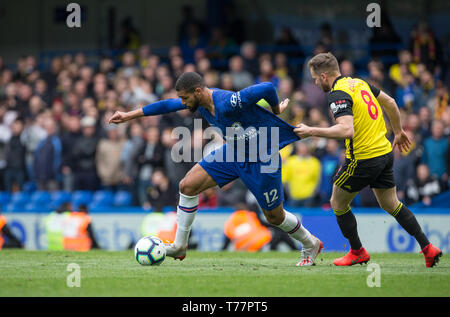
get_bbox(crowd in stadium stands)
[0,18,448,212]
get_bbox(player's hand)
[278,98,290,114]
[108,111,128,124]
[393,130,412,153]
[294,123,313,139]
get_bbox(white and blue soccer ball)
[134,236,166,266]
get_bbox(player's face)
[310,68,331,92]
[178,89,201,113]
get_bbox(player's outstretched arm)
[108,108,144,124]
[376,91,412,153]
[294,115,354,140]
[108,98,186,124]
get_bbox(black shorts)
[333,151,395,193]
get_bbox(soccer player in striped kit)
[295,52,442,267]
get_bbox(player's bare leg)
[372,187,442,267]
[165,163,218,260]
[262,203,323,266]
[330,185,370,266]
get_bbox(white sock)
[277,210,315,248]
[173,192,198,248]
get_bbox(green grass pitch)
[0,250,448,297]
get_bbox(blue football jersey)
[142,82,300,160]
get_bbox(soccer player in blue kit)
[109,72,323,266]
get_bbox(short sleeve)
[328,90,353,119]
[368,83,380,97]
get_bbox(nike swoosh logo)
[351,255,364,264]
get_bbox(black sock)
[336,209,362,250]
[394,204,430,250]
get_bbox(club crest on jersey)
[231,121,242,130]
[230,92,242,108]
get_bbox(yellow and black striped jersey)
[328,76,392,160]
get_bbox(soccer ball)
[134,236,166,266]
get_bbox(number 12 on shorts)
[263,189,279,206]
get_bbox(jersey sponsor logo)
[230,92,242,108]
[330,100,349,113]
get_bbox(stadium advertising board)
[3,209,449,253]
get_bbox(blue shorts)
[198,144,284,210]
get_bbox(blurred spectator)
[179,22,208,64]
[207,27,236,62]
[301,43,328,113]
[277,77,296,123]
[4,119,26,191]
[119,17,141,50]
[96,125,125,190]
[406,164,442,206]
[72,116,100,191]
[240,41,259,77]
[145,167,178,212]
[220,73,234,91]
[137,126,165,205]
[417,106,432,140]
[393,142,416,202]
[141,210,177,243]
[199,187,218,208]
[408,22,443,71]
[255,59,279,88]
[282,141,321,207]
[117,51,140,79]
[137,44,152,68]
[319,23,333,51]
[177,5,206,44]
[275,27,304,59]
[421,120,448,183]
[367,59,395,96]
[217,180,247,207]
[34,78,51,105]
[222,204,272,252]
[394,71,419,112]
[433,82,449,120]
[0,214,24,249]
[222,2,245,45]
[42,57,63,93]
[318,139,340,205]
[33,118,62,191]
[45,202,70,250]
[389,50,418,86]
[60,115,81,192]
[228,55,253,90]
[369,11,402,63]
[121,122,145,205]
[62,204,101,251]
[273,52,292,80]
[339,59,355,77]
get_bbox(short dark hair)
[307,52,340,76]
[175,72,205,92]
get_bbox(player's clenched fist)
[294,123,313,139]
[108,111,128,124]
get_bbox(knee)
[330,195,343,212]
[179,177,197,196]
[380,200,401,216]
[262,208,285,226]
